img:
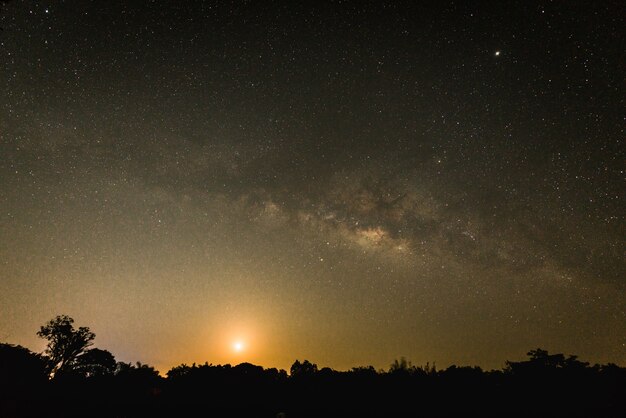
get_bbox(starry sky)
[1,1,624,373]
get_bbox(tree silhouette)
[0,343,47,388]
[290,359,318,377]
[1,336,625,418]
[37,315,95,377]
[73,348,116,378]
[389,356,413,374]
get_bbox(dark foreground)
[2,346,625,418]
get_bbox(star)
[0,0,622,376]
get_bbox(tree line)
[1,315,625,417]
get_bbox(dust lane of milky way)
[0,1,624,373]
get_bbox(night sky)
[1,1,624,373]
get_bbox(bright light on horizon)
[233,341,245,352]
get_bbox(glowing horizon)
[1,1,623,374]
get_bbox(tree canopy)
[37,315,96,377]
[0,316,621,417]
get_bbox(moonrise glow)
[1,1,623,373]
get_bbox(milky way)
[1,1,624,372]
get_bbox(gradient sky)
[1,1,624,374]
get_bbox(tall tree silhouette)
[37,315,95,377]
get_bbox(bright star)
[495,51,501,56]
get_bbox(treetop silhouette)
[36,314,116,379]
[0,315,623,418]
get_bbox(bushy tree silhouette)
[37,315,95,378]
[0,343,47,388]
[4,318,626,418]
[390,356,410,372]
[73,348,116,378]
[290,359,318,377]
[0,343,48,418]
